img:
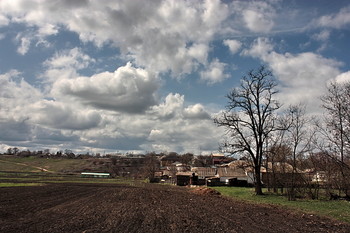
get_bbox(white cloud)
[52,62,159,114]
[0,13,9,26]
[15,33,31,55]
[241,37,274,58]
[30,100,101,130]
[0,70,42,120]
[0,66,222,154]
[200,58,229,84]
[312,30,330,41]
[44,47,95,70]
[145,112,221,153]
[314,6,350,29]
[242,37,342,114]
[242,2,276,33]
[223,39,242,54]
[0,70,39,143]
[150,93,184,119]
[183,104,211,120]
[0,119,33,142]
[0,0,232,76]
[335,71,350,83]
[42,48,95,84]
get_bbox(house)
[172,162,189,172]
[176,172,198,186]
[217,167,253,186]
[191,167,216,185]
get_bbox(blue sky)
[0,0,350,154]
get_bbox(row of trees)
[4,148,80,158]
[214,66,350,198]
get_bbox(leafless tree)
[318,81,350,197]
[321,81,350,162]
[214,66,280,195]
[285,104,315,200]
[143,152,160,182]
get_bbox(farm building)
[191,167,216,185]
[176,172,198,186]
[217,167,253,186]
[81,172,110,178]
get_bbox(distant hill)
[0,155,109,174]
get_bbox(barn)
[176,172,198,186]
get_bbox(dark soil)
[0,183,349,233]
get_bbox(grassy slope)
[213,186,350,224]
[0,182,43,187]
[0,156,91,173]
[0,156,139,187]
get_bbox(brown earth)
[0,183,349,233]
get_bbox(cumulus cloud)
[0,0,231,76]
[241,2,276,33]
[0,13,9,26]
[0,120,33,142]
[314,6,350,29]
[44,47,95,70]
[142,93,217,153]
[223,39,242,54]
[0,70,42,120]
[6,0,348,154]
[200,58,229,84]
[0,60,221,153]
[312,30,331,42]
[145,114,222,153]
[242,37,341,113]
[41,47,96,85]
[15,33,32,55]
[150,93,184,119]
[30,100,102,130]
[53,62,159,114]
[183,104,211,120]
[335,71,350,83]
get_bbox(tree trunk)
[254,166,264,195]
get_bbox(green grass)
[212,186,350,223]
[0,156,91,173]
[0,156,140,186]
[0,182,43,187]
[0,170,141,187]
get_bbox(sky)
[0,0,350,155]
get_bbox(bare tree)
[214,66,280,195]
[286,104,315,200]
[319,81,350,197]
[143,152,160,182]
[321,81,350,162]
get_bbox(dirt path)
[0,159,53,172]
[0,183,349,233]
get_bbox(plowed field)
[1,183,349,233]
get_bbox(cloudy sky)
[0,0,350,155]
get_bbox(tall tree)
[321,81,350,162]
[319,81,350,197]
[214,66,280,195]
[286,104,315,200]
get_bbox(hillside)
[0,155,106,173]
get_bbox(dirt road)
[0,183,349,233]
